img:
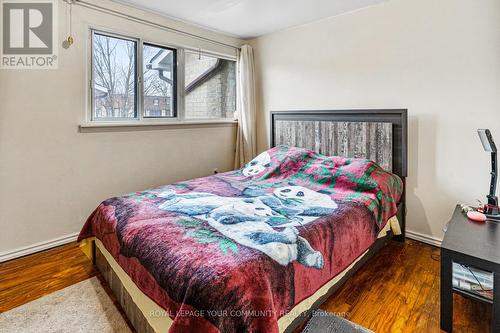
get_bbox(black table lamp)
[478,129,500,218]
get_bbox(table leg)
[493,272,500,333]
[440,251,453,332]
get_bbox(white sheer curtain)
[234,45,257,168]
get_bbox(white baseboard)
[0,233,79,263]
[406,230,442,247]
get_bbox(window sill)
[79,119,238,131]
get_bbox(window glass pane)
[143,44,176,118]
[184,52,236,120]
[92,33,137,119]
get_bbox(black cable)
[460,264,492,292]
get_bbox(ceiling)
[115,0,387,39]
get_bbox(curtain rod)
[72,0,241,51]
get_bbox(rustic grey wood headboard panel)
[274,120,393,172]
[270,109,407,178]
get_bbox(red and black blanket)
[78,145,402,332]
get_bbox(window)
[90,29,236,123]
[143,43,176,118]
[185,51,237,120]
[92,32,137,119]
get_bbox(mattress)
[82,216,399,333]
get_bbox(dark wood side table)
[441,205,500,332]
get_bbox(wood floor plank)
[0,242,97,313]
[0,239,491,332]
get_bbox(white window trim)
[84,27,238,128]
[79,119,237,129]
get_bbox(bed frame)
[93,109,408,333]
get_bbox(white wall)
[0,0,242,258]
[251,0,500,241]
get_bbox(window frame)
[87,28,237,125]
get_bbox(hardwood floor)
[322,239,490,332]
[0,239,491,332]
[0,242,97,313]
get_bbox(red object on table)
[467,211,487,222]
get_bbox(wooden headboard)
[270,109,408,239]
[270,109,407,177]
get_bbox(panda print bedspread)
[78,145,402,333]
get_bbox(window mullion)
[137,39,143,121]
[177,48,185,121]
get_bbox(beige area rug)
[0,277,133,333]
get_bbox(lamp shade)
[478,129,497,153]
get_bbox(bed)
[78,109,408,333]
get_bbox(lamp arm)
[489,151,498,198]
